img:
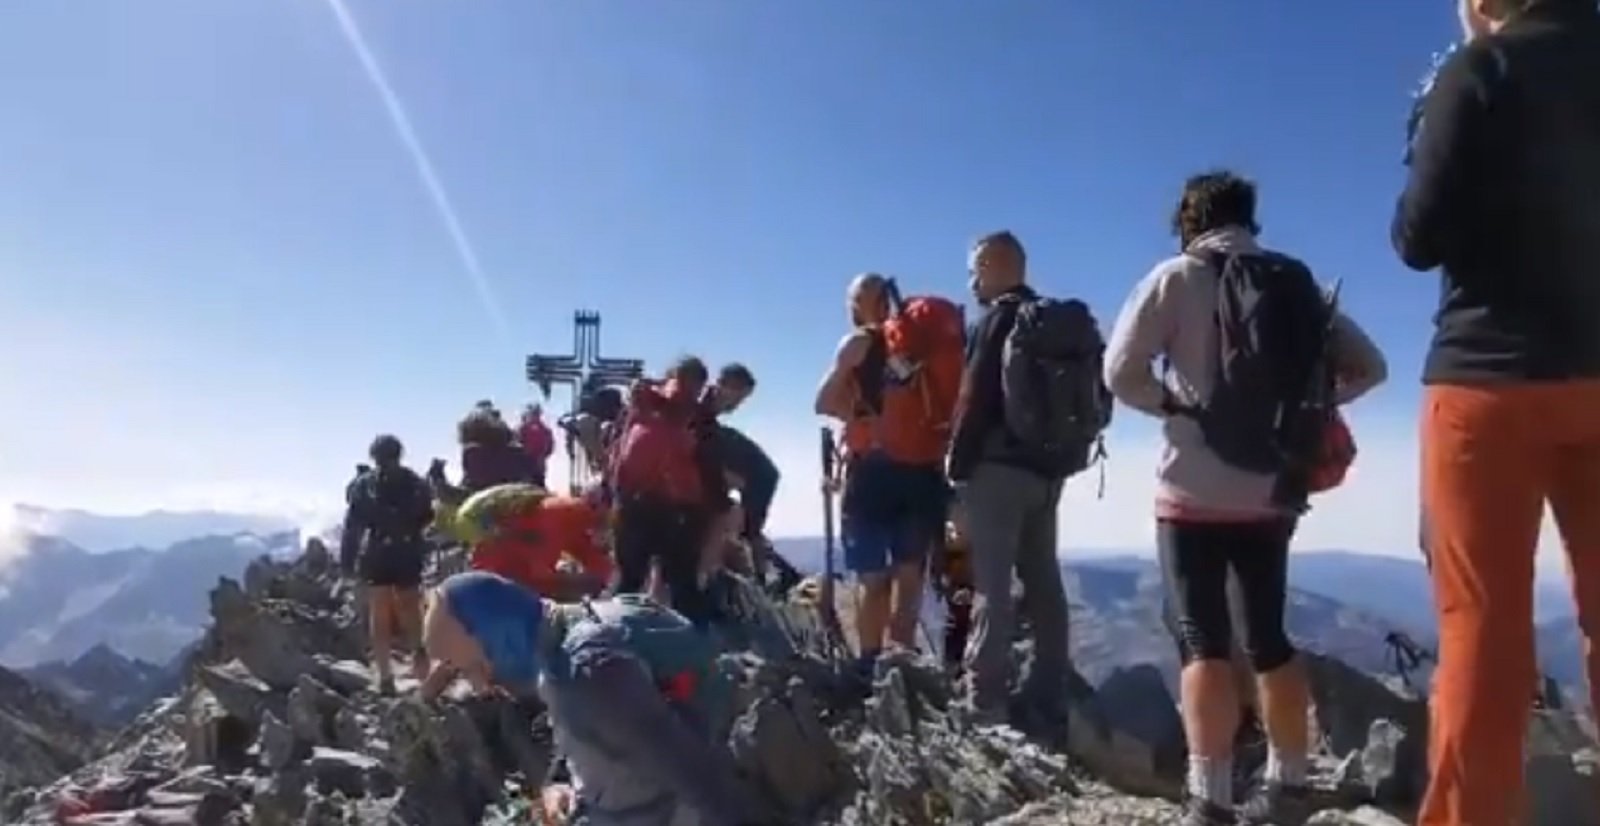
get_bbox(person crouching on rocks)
[420,571,768,826]
[340,435,436,695]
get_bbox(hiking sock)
[1263,747,1308,787]
[1186,755,1233,808]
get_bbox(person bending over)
[420,571,766,825]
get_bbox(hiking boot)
[1237,783,1312,825]
[1181,798,1237,826]
[374,674,396,697]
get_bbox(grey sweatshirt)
[1103,227,1388,518]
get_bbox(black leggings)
[1158,518,1296,673]
[614,496,712,627]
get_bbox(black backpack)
[1180,250,1339,507]
[361,467,432,545]
[1000,296,1114,479]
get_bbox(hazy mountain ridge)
[0,530,300,668]
[771,538,1583,697]
[0,662,100,801]
[22,644,184,727]
[4,504,298,554]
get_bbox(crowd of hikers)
[331,2,1600,824]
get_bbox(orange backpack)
[871,285,966,466]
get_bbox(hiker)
[611,356,728,627]
[420,571,765,825]
[518,404,555,488]
[455,482,614,602]
[1394,2,1600,822]
[345,463,371,505]
[434,407,541,505]
[933,514,975,674]
[949,230,1112,727]
[707,366,788,588]
[815,273,962,675]
[339,435,436,694]
[1104,170,1386,825]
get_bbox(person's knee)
[1175,617,1234,665]
[857,572,892,598]
[1245,637,1296,674]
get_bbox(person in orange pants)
[1395,1,1600,822]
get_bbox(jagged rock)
[1526,711,1600,826]
[302,539,332,576]
[195,661,280,729]
[1062,669,1183,800]
[1093,664,1186,775]
[1357,718,1412,803]
[313,657,372,696]
[286,675,346,746]
[209,580,325,690]
[308,746,381,798]
[332,706,366,752]
[730,673,847,815]
[1306,805,1409,825]
[183,690,251,772]
[1306,652,1429,806]
[257,711,299,771]
[249,767,309,826]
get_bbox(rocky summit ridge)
[3,541,1597,825]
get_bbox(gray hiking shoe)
[1182,798,1238,826]
[1237,783,1313,825]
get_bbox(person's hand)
[538,783,575,825]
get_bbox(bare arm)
[814,331,872,420]
[1329,311,1388,405]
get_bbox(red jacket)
[520,418,554,465]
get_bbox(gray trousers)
[961,462,1070,715]
[541,653,758,826]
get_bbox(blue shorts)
[840,453,948,576]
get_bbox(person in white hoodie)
[1104,170,1387,826]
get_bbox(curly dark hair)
[458,408,513,447]
[1171,170,1261,247]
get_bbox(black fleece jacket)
[948,285,1052,482]
[1394,0,1600,383]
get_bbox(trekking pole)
[819,427,850,662]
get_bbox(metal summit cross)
[525,310,644,492]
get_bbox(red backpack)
[1307,410,1357,494]
[875,286,966,466]
[609,382,704,505]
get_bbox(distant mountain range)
[769,538,1586,697]
[22,643,186,727]
[0,662,100,800]
[4,504,298,553]
[0,530,299,668]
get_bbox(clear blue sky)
[0,1,1562,561]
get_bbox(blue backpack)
[566,594,732,727]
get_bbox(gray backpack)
[1000,297,1113,480]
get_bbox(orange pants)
[1418,381,1600,825]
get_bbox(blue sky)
[0,1,1567,563]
